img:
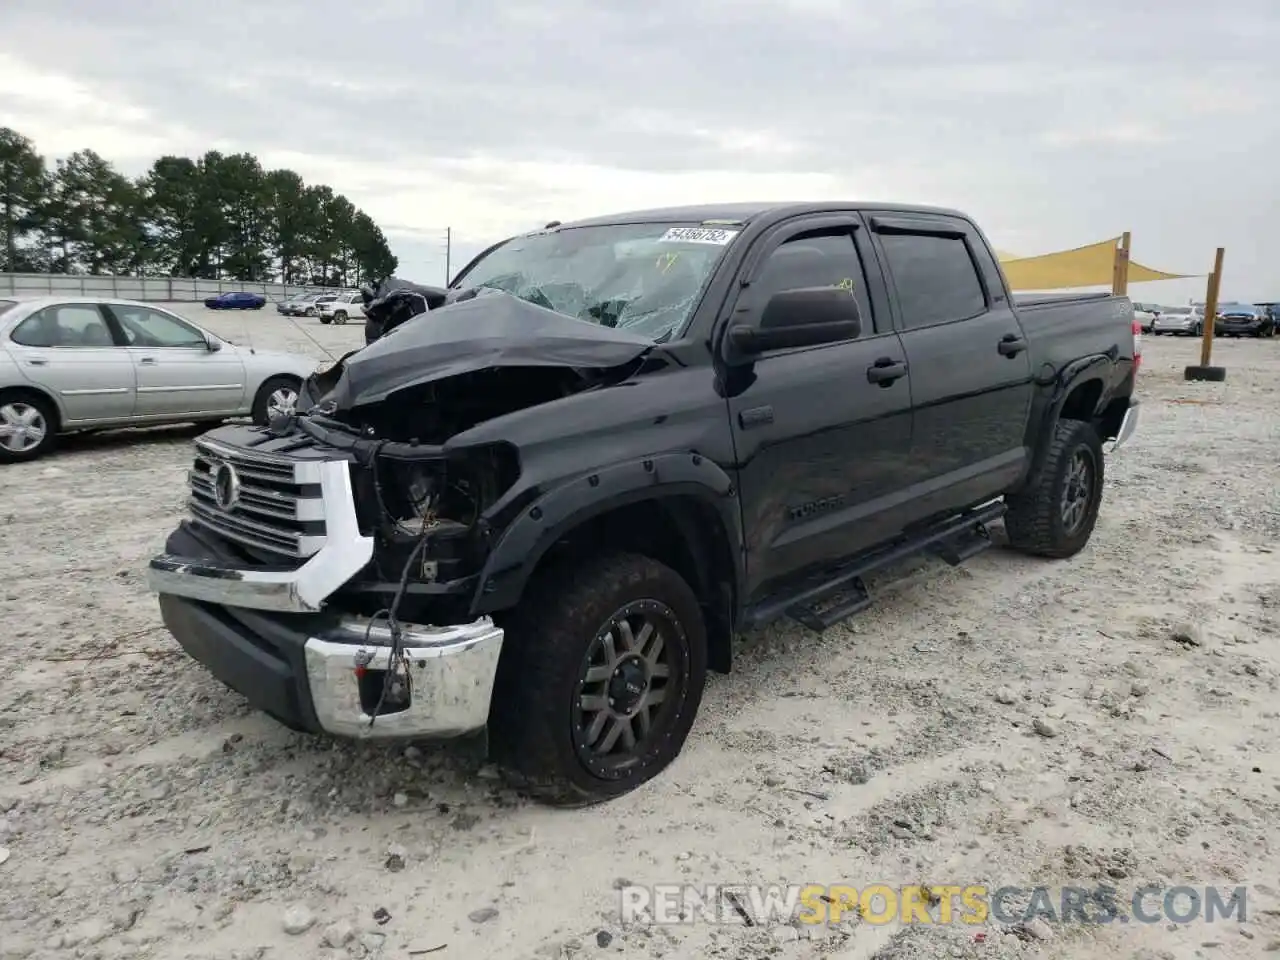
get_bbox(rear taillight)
[1132,318,1142,373]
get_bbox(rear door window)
[10,304,116,347]
[878,233,988,331]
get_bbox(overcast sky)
[1,0,1277,301]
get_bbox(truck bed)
[1013,291,1115,309]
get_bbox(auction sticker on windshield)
[659,226,740,245]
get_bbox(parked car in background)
[1214,302,1274,338]
[204,291,267,310]
[0,296,322,463]
[277,293,316,316]
[1151,305,1204,336]
[316,290,365,325]
[1132,302,1159,333]
[281,293,333,317]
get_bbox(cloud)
[0,0,1277,297]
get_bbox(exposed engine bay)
[336,363,625,445]
[280,288,669,621]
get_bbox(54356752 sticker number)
[658,226,740,245]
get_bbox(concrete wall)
[0,273,354,302]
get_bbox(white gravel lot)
[1,306,1279,960]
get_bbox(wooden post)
[1199,247,1225,367]
[1112,232,1131,296]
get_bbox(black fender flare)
[467,452,741,619]
[1026,354,1119,477]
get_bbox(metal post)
[1185,247,1226,382]
[1112,232,1131,297]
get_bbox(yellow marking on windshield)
[835,277,855,291]
[656,252,679,274]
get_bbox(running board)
[742,500,1006,633]
[927,522,995,566]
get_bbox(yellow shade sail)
[994,237,1195,291]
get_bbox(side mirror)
[726,286,862,360]
[205,337,222,352]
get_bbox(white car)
[316,290,365,325]
[0,296,324,463]
[1132,302,1159,333]
[1150,305,1204,336]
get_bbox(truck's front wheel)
[1004,418,1105,559]
[489,552,707,806]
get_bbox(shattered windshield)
[450,222,741,341]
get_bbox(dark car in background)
[204,291,266,310]
[1214,302,1274,338]
[1255,303,1279,331]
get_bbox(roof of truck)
[557,201,971,230]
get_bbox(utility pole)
[444,227,451,286]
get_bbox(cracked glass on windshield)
[450,222,740,341]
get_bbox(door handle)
[998,334,1027,357]
[27,358,48,366]
[139,356,157,365]
[866,358,907,386]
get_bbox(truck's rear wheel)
[489,552,707,806]
[1004,418,1104,559]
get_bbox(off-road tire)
[1004,418,1104,559]
[0,390,58,464]
[1184,365,1227,382]
[488,552,708,806]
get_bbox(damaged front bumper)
[305,618,504,738]
[147,521,504,740]
[155,593,504,739]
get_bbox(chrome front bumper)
[1104,400,1140,453]
[305,617,505,738]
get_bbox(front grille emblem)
[212,461,242,512]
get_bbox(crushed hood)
[309,289,657,410]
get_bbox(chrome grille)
[187,437,327,559]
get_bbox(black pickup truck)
[146,202,1141,806]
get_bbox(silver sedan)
[0,296,323,462]
[1151,306,1204,336]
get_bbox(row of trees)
[0,127,398,286]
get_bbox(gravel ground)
[2,308,1279,960]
